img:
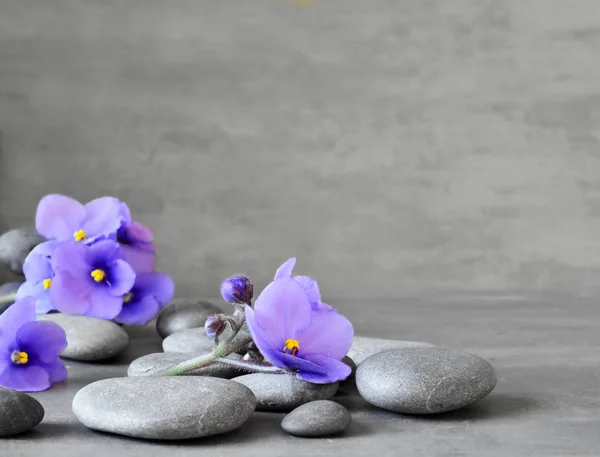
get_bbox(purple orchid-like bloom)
[0,297,67,392]
[16,241,61,314]
[116,203,156,274]
[114,272,174,326]
[35,194,125,244]
[49,240,136,319]
[274,258,333,311]
[245,277,354,384]
[221,275,253,305]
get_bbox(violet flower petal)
[296,310,353,360]
[29,240,60,258]
[134,272,175,305]
[118,202,132,223]
[293,275,322,308]
[82,197,124,240]
[0,365,50,392]
[0,297,35,347]
[50,272,93,315]
[106,259,136,296]
[15,282,54,314]
[23,254,53,282]
[85,287,123,319]
[51,241,90,276]
[32,359,67,383]
[35,194,85,241]
[17,321,67,364]
[244,306,291,369]
[120,244,155,274]
[115,295,160,326]
[274,257,296,280]
[296,354,352,384]
[85,239,124,266]
[253,278,312,340]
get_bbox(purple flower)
[221,275,253,304]
[244,277,353,384]
[49,240,136,319]
[274,258,333,311]
[16,241,60,314]
[205,315,227,338]
[35,194,125,244]
[116,202,156,274]
[114,272,174,326]
[0,297,67,392]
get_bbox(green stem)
[154,335,253,376]
[0,293,16,307]
[214,357,286,374]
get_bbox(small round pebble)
[156,299,223,338]
[0,281,22,314]
[38,313,129,361]
[127,352,252,378]
[0,228,45,275]
[162,328,216,353]
[232,373,339,412]
[0,388,45,437]
[281,400,351,437]
[348,336,435,365]
[72,377,256,440]
[356,347,497,414]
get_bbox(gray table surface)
[2,294,599,457]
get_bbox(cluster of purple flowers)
[16,194,174,325]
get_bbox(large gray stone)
[156,299,223,338]
[0,388,45,437]
[232,373,339,412]
[281,400,351,437]
[38,313,129,361]
[127,352,252,378]
[162,327,216,353]
[348,337,435,365]
[0,228,45,275]
[72,377,256,440]
[0,281,23,314]
[356,348,497,414]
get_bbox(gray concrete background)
[2,0,600,300]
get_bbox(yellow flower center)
[73,229,87,242]
[283,339,300,356]
[11,350,29,365]
[123,292,134,303]
[91,269,106,282]
[43,278,52,290]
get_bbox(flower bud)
[204,314,227,338]
[220,275,253,305]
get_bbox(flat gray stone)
[156,299,223,338]
[356,347,497,414]
[0,228,45,275]
[127,352,252,378]
[0,387,45,437]
[348,336,435,365]
[281,400,351,437]
[38,313,129,361]
[0,281,22,314]
[232,373,339,412]
[162,327,216,353]
[72,377,256,440]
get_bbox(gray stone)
[356,348,497,414]
[348,336,435,365]
[127,352,252,378]
[162,327,216,353]
[341,355,356,383]
[281,400,351,437]
[232,373,339,412]
[0,228,45,275]
[38,313,129,361]
[156,299,223,338]
[72,377,256,440]
[0,387,45,437]
[0,281,23,314]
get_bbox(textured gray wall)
[2,0,600,299]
